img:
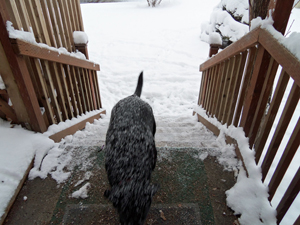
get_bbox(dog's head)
[105,181,159,225]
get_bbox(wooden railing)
[0,0,104,137]
[197,27,299,224]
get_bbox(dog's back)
[108,72,156,136]
[105,72,158,225]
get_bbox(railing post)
[88,70,97,109]
[75,43,89,59]
[209,44,221,57]
[268,0,294,35]
[0,7,46,132]
[200,70,209,106]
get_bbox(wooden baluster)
[205,65,216,115]
[45,0,63,48]
[52,0,69,50]
[261,82,300,181]
[214,60,228,121]
[82,68,92,111]
[58,0,74,52]
[227,51,247,126]
[211,62,224,117]
[92,70,102,109]
[40,0,58,47]
[207,64,220,116]
[248,57,279,147]
[268,118,300,201]
[219,56,235,123]
[254,70,289,163]
[223,54,241,125]
[203,67,212,111]
[240,45,267,137]
[233,47,257,127]
[276,167,300,224]
[70,66,83,115]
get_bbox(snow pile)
[226,169,276,225]
[194,106,277,225]
[29,135,98,183]
[73,31,89,45]
[74,171,93,187]
[29,115,107,183]
[71,182,91,199]
[200,0,249,47]
[6,21,36,44]
[221,0,249,24]
[0,119,54,217]
[250,16,300,61]
[209,32,222,45]
[210,8,249,42]
[250,15,274,30]
[28,142,71,183]
[194,131,241,172]
[283,32,300,60]
[43,109,105,137]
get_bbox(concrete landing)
[4,146,237,225]
[62,203,202,225]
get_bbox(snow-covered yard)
[0,0,299,224]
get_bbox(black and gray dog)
[104,72,158,225]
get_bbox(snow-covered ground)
[0,0,299,224]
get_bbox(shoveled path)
[4,117,238,225]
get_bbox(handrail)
[200,28,300,87]
[200,28,260,71]
[197,27,300,224]
[11,38,100,71]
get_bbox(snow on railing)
[250,16,300,61]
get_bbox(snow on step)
[67,116,217,148]
[155,116,216,147]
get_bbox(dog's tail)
[134,71,143,97]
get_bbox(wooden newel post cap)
[75,43,89,60]
[209,44,221,57]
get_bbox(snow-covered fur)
[104,72,158,225]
